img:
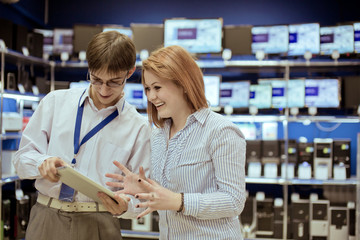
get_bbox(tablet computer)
[57,166,116,203]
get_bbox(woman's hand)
[97,192,130,216]
[105,161,147,196]
[134,178,183,219]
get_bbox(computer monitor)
[223,25,252,55]
[305,79,341,108]
[288,23,320,56]
[164,18,223,54]
[258,79,305,108]
[34,29,54,55]
[103,25,133,39]
[249,84,272,109]
[251,25,289,54]
[203,75,221,107]
[73,24,102,54]
[354,22,360,53]
[220,81,250,108]
[69,81,90,89]
[131,23,164,53]
[123,83,147,109]
[320,25,354,55]
[53,28,74,55]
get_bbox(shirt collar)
[163,107,210,131]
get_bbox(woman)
[99,45,246,239]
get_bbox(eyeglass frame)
[87,71,129,88]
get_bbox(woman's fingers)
[105,173,124,181]
[113,161,131,175]
[106,181,124,188]
[137,208,154,219]
[139,166,146,180]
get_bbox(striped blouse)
[150,107,246,240]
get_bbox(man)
[13,31,151,240]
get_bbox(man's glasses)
[87,71,128,88]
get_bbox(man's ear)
[127,66,137,78]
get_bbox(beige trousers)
[25,203,123,240]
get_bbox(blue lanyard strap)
[72,90,121,165]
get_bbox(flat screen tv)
[203,75,221,107]
[123,83,147,109]
[53,28,74,55]
[164,18,223,53]
[258,79,305,108]
[320,25,354,55]
[249,84,272,109]
[288,23,320,56]
[251,25,289,54]
[220,81,250,108]
[305,79,341,108]
[354,22,360,53]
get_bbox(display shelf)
[225,114,359,123]
[53,58,360,69]
[2,91,45,102]
[1,174,19,185]
[0,132,22,140]
[289,177,358,185]
[0,48,51,67]
[245,177,357,185]
[121,230,159,239]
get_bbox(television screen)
[305,79,340,108]
[320,25,354,55]
[164,18,223,53]
[258,79,305,108]
[251,25,289,54]
[131,23,164,53]
[34,29,54,55]
[249,84,272,109]
[288,23,320,56]
[203,75,221,107]
[53,28,73,55]
[354,22,360,53]
[124,83,147,109]
[73,24,102,53]
[220,81,250,108]
[69,81,90,89]
[103,26,133,39]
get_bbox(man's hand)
[38,157,67,182]
[97,192,130,216]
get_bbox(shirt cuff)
[183,193,199,217]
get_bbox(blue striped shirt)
[151,108,246,240]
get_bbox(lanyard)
[72,90,123,165]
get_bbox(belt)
[37,193,108,212]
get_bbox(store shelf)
[0,132,22,140]
[2,91,45,102]
[121,230,159,239]
[1,174,19,185]
[289,177,358,185]
[0,48,51,67]
[245,177,357,185]
[225,114,359,123]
